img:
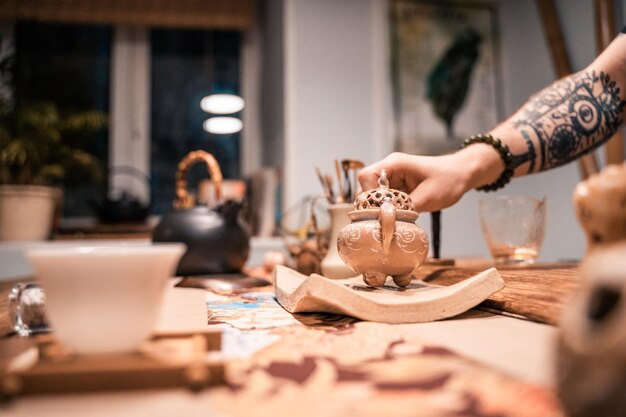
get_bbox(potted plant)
[0,99,107,241]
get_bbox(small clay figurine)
[337,170,429,287]
[557,162,626,417]
[557,242,626,417]
[573,162,626,252]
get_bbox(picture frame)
[390,0,503,155]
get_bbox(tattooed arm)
[359,33,626,212]
[487,33,626,178]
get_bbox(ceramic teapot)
[152,150,250,276]
[337,170,429,287]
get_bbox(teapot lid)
[354,170,415,212]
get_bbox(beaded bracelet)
[461,133,514,192]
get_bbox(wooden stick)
[315,166,332,202]
[431,211,441,259]
[334,160,345,203]
[536,0,600,178]
[595,0,624,165]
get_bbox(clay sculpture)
[573,162,626,252]
[337,170,429,287]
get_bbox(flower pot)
[0,185,60,241]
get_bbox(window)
[8,21,242,217]
[13,21,111,215]
[150,29,242,214]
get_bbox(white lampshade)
[203,117,243,134]
[200,94,245,114]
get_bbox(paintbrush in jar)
[334,160,345,203]
[315,166,333,203]
[341,159,365,201]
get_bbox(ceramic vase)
[320,203,355,279]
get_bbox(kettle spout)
[216,199,245,222]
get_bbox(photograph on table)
[390,0,503,155]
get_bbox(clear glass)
[8,282,50,336]
[479,196,547,265]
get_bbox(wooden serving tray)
[0,330,224,397]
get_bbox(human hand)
[358,147,502,212]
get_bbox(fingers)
[410,181,445,212]
[357,152,469,212]
[357,162,386,190]
[357,153,411,191]
[409,178,463,213]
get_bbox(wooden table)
[1,260,577,417]
[421,259,580,325]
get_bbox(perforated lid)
[354,169,414,211]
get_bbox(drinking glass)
[479,196,547,265]
[9,282,49,336]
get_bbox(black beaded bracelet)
[461,133,514,192]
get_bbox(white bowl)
[25,243,186,354]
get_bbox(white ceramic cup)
[25,243,186,354]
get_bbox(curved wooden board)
[273,265,505,324]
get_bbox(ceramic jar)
[573,162,626,253]
[337,170,429,287]
[320,203,355,279]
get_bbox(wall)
[281,0,389,226]
[273,0,623,261]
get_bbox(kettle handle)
[174,150,223,209]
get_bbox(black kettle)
[152,150,250,276]
[92,166,151,224]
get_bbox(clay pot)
[336,170,429,287]
[557,241,626,417]
[573,162,626,253]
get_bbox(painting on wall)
[390,0,502,155]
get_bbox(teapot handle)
[379,197,396,255]
[174,150,223,209]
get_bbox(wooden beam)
[536,0,600,178]
[0,0,257,30]
[595,0,624,165]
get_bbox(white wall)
[275,0,623,261]
[282,0,389,220]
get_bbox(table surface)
[1,261,575,417]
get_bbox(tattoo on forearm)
[510,70,625,173]
[510,130,537,172]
